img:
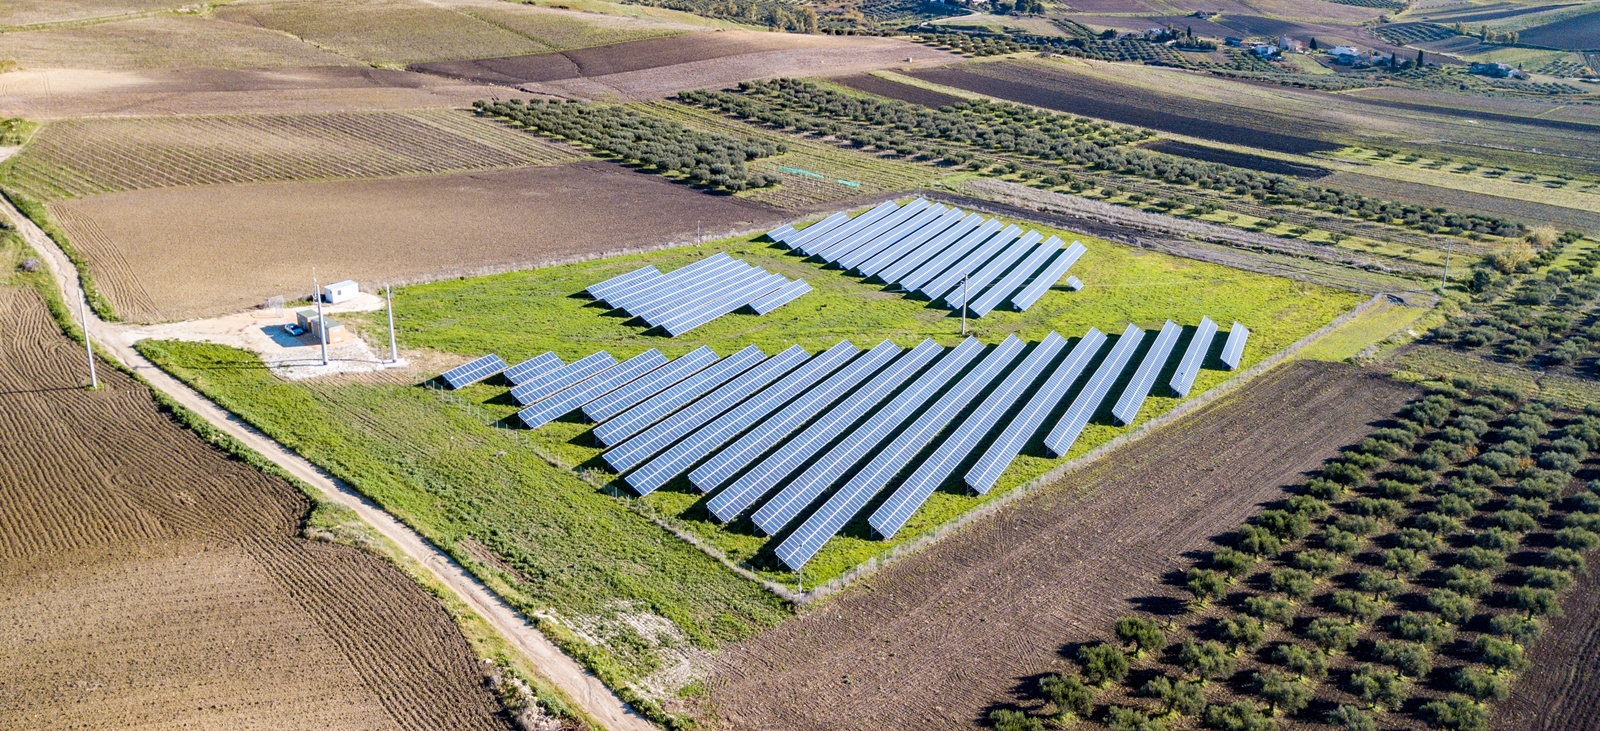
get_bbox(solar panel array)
[504,352,564,387]
[1221,321,1250,370]
[440,354,507,389]
[766,199,1087,315]
[448,316,1249,570]
[585,254,808,336]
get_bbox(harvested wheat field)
[0,285,512,731]
[702,361,1416,731]
[0,67,509,120]
[50,161,783,321]
[414,31,960,101]
[6,110,583,200]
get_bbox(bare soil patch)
[50,161,782,321]
[1322,170,1600,235]
[1495,568,1600,730]
[834,72,965,108]
[414,31,960,101]
[703,361,1416,730]
[0,66,509,120]
[1144,139,1331,179]
[1519,10,1600,51]
[216,0,549,67]
[906,62,1342,154]
[0,286,511,731]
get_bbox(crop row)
[991,382,1600,731]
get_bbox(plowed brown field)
[1495,570,1600,730]
[0,285,513,731]
[702,361,1416,731]
[48,161,783,321]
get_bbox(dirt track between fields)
[0,174,657,731]
[703,360,1416,730]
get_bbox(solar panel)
[868,212,983,283]
[1111,320,1181,426]
[1170,317,1218,398]
[1065,276,1084,291]
[832,204,950,271]
[601,252,732,308]
[748,279,811,315]
[851,206,960,278]
[865,335,1030,540]
[752,338,982,538]
[658,274,787,337]
[1044,323,1145,458]
[586,266,659,300]
[710,341,936,524]
[584,347,719,422]
[594,345,764,446]
[697,340,901,511]
[766,224,797,244]
[953,231,1042,309]
[504,352,564,387]
[796,201,899,256]
[814,200,936,264]
[780,212,850,250]
[439,354,507,389]
[919,224,1022,302]
[509,351,617,406]
[608,346,802,478]
[1010,241,1086,312]
[966,329,1105,494]
[516,350,666,429]
[631,263,761,324]
[969,236,1061,317]
[893,217,1000,291]
[626,341,860,496]
[1221,321,1249,370]
[808,199,929,262]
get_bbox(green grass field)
[137,216,1361,709]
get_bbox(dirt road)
[0,157,655,731]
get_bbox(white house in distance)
[322,279,359,304]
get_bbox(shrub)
[1291,550,1342,576]
[1489,613,1542,644]
[1374,640,1433,677]
[1257,510,1312,540]
[1324,461,1368,486]
[1490,510,1537,533]
[1179,639,1235,679]
[1271,643,1328,680]
[1456,547,1506,571]
[1187,568,1229,604]
[1116,616,1167,656]
[1211,548,1258,577]
[1040,674,1093,719]
[1441,566,1492,598]
[1219,614,1266,650]
[1348,664,1407,711]
[1526,566,1573,590]
[1142,676,1206,716]
[1335,514,1380,535]
[1269,569,1315,600]
[990,708,1044,731]
[1572,492,1600,513]
[1326,705,1376,731]
[1355,571,1403,599]
[1476,451,1518,475]
[1304,478,1345,499]
[1330,591,1384,623]
[1416,511,1465,535]
[1383,548,1428,577]
[1390,612,1455,648]
[1512,586,1562,618]
[1244,595,1296,627]
[1351,497,1406,521]
[1237,525,1283,555]
[1079,643,1130,686]
[1203,701,1276,731]
[1323,528,1362,555]
[1453,667,1510,701]
[1420,694,1489,730]
[1473,635,1528,672]
[1105,706,1165,731]
[1546,547,1587,571]
[1397,528,1446,552]
[1474,528,1520,552]
[1428,589,1476,625]
[1433,494,1475,518]
[1555,526,1600,550]
[1287,495,1331,518]
[1254,668,1312,716]
[1306,617,1360,652]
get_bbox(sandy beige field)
[49,161,784,321]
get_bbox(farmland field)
[1494,571,1600,730]
[1322,171,1600,235]
[0,246,511,731]
[0,14,356,70]
[1143,139,1332,179]
[46,161,783,321]
[1517,10,1600,50]
[3,110,583,200]
[0,0,181,26]
[215,0,550,66]
[835,72,965,109]
[702,360,1416,730]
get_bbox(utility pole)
[313,268,328,366]
[960,275,968,337]
[386,284,398,364]
[1442,241,1452,290]
[79,290,97,390]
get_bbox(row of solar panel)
[434,320,1250,569]
[582,254,811,337]
[765,199,1087,316]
